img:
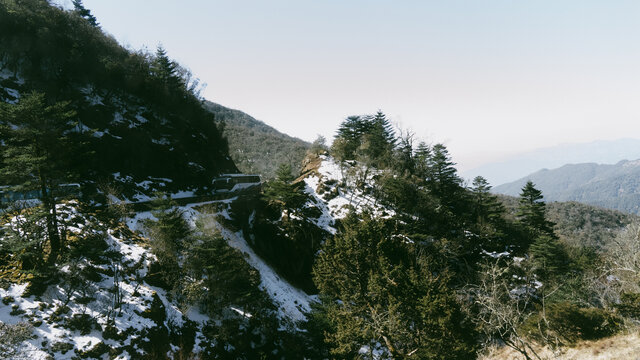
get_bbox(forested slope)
[204,101,309,179]
[2,1,640,359]
[0,0,235,201]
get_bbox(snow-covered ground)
[302,155,394,234]
[128,199,314,323]
[1,195,314,358]
[0,203,192,359]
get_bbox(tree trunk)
[40,172,60,264]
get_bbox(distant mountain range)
[463,138,640,186]
[493,159,640,214]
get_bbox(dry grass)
[481,332,640,360]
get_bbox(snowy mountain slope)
[0,202,191,359]
[301,154,395,234]
[126,197,314,324]
[0,196,313,358]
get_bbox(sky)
[69,0,640,172]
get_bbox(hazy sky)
[72,0,640,172]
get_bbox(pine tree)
[367,110,396,165]
[424,143,464,212]
[371,110,396,148]
[394,129,415,176]
[152,45,184,97]
[145,206,192,289]
[0,92,78,263]
[529,234,566,281]
[471,176,504,226]
[72,0,99,27]
[263,163,309,218]
[332,111,397,166]
[414,141,432,181]
[517,181,555,236]
[333,115,370,160]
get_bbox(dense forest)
[0,0,235,201]
[1,1,640,359]
[204,101,310,179]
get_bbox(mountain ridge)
[463,138,640,186]
[493,158,640,214]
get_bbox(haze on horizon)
[71,0,640,172]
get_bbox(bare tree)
[471,260,542,360]
[594,222,640,309]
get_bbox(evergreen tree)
[263,163,309,218]
[529,234,567,282]
[517,181,555,236]
[0,92,78,263]
[414,141,432,181]
[332,111,397,166]
[471,176,504,226]
[366,111,396,165]
[145,205,192,290]
[371,110,396,149]
[424,144,466,217]
[72,0,98,27]
[333,115,370,160]
[428,144,461,191]
[183,229,262,316]
[469,176,507,251]
[313,213,477,359]
[152,45,184,96]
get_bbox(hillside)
[204,101,309,179]
[4,2,640,359]
[0,0,235,201]
[494,159,640,214]
[497,194,638,249]
[0,197,314,359]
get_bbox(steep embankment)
[0,195,313,359]
[300,154,395,228]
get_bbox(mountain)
[463,138,640,186]
[3,1,640,359]
[204,101,310,179]
[0,0,235,201]
[494,159,640,214]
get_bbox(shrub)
[76,341,111,359]
[616,292,640,320]
[0,322,33,357]
[522,302,622,345]
[2,296,14,305]
[51,341,74,354]
[10,304,24,316]
[66,313,99,335]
